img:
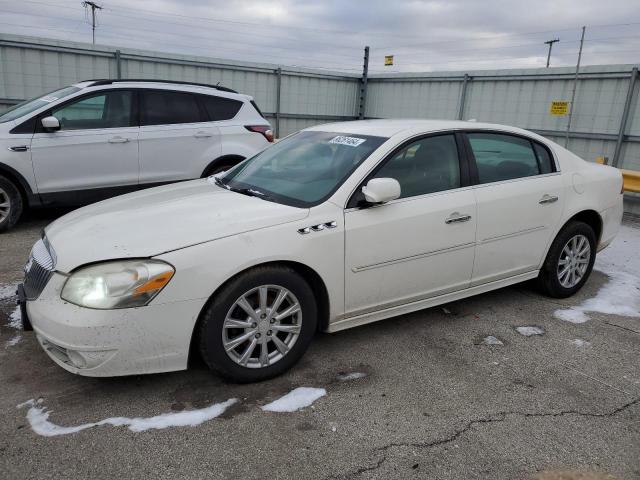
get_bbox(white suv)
[0,79,272,232]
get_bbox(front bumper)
[25,272,206,377]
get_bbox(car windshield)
[219,131,388,207]
[0,86,81,123]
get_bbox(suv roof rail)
[81,79,238,93]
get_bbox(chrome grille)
[23,239,56,300]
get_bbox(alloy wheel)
[0,186,10,224]
[557,234,591,288]
[222,285,302,369]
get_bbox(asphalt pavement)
[1,209,638,480]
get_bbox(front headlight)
[61,260,175,309]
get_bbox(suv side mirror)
[362,178,401,204]
[41,116,60,132]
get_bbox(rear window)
[141,90,203,126]
[200,95,242,121]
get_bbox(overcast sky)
[0,0,638,74]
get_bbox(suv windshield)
[0,86,81,123]
[220,131,388,207]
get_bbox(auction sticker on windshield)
[329,136,366,147]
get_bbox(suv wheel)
[0,175,23,233]
[537,221,597,298]
[199,266,317,383]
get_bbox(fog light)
[67,350,87,369]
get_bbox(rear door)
[465,132,565,285]
[138,89,221,185]
[30,89,139,201]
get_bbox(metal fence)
[0,33,361,138]
[1,33,639,174]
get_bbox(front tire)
[0,175,23,233]
[537,221,597,298]
[199,266,317,383]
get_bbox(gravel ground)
[0,210,638,480]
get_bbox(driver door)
[344,133,477,317]
[30,89,139,203]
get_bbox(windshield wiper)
[215,177,273,201]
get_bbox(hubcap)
[0,187,10,223]
[557,234,591,288]
[222,285,301,369]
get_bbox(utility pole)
[82,1,102,45]
[565,26,586,147]
[544,38,559,67]
[358,46,369,120]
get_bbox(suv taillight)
[245,125,274,143]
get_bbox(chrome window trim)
[341,127,562,211]
[470,171,561,190]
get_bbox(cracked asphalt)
[1,210,639,480]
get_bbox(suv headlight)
[61,260,175,309]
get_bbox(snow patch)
[8,306,21,329]
[0,283,18,301]
[571,339,591,348]
[18,398,238,437]
[516,326,545,337]
[483,335,504,345]
[554,225,640,323]
[5,335,21,347]
[261,387,326,412]
[336,372,367,381]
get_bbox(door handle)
[539,194,558,205]
[194,131,213,138]
[108,136,130,143]
[8,146,29,152]
[445,212,472,224]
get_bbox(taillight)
[245,125,274,142]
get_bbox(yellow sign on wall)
[384,55,394,66]
[550,101,569,116]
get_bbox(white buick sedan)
[19,120,623,382]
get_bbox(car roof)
[72,79,248,100]
[305,119,534,138]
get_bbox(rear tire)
[199,266,317,383]
[203,157,244,177]
[0,175,23,233]
[537,221,596,298]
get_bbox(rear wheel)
[0,176,23,233]
[199,266,317,383]
[537,221,596,298]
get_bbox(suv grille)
[23,239,56,300]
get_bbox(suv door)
[138,90,221,184]
[344,133,477,317]
[465,132,565,285]
[30,89,139,202]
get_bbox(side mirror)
[41,116,60,132]
[361,178,401,204]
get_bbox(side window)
[533,142,555,174]
[200,95,243,121]
[374,134,461,199]
[51,91,132,130]
[142,91,202,126]
[467,133,541,183]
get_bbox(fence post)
[457,73,470,120]
[275,67,282,138]
[612,66,638,168]
[114,49,122,79]
[358,46,369,120]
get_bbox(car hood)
[45,179,309,272]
